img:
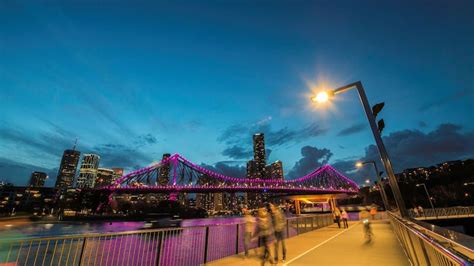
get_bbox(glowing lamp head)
[365,179,370,184]
[355,162,363,168]
[311,91,330,103]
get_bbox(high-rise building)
[29,171,47,187]
[111,168,124,184]
[246,160,256,178]
[94,168,115,188]
[270,160,284,180]
[253,134,266,179]
[76,154,100,188]
[55,149,81,189]
[158,153,171,186]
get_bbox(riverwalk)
[208,220,410,266]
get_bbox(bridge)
[101,153,359,195]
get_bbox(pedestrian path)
[207,220,409,266]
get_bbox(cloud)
[201,161,246,178]
[287,146,333,179]
[288,123,474,184]
[418,121,428,128]
[0,125,78,158]
[218,120,327,147]
[337,123,366,136]
[360,123,474,172]
[222,146,253,160]
[418,88,472,112]
[90,143,153,170]
[0,157,58,187]
[134,133,158,147]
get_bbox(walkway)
[207,220,409,266]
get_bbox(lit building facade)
[270,160,284,180]
[55,149,81,189]
[158,153,171,185]
[76,154,100,188]
[253,133,266,179]
[112,168,124,183]
[246,160,256,178]
[29,171,47,187]
[94,168,115,188]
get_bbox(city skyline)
[1,1,474,186]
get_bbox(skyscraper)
[29,171,47,187]
[55,149,81,189]
[246,160,256,179]
[94,168,115,188]
[158,153,171,185]
[253,133,266,179]
[270,160,284,180]
[76,154,100,188]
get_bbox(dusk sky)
[1,1,473,187]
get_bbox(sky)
[1,0,473,187]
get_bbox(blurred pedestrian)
[333,208,341,228]
[418,205,424,216]
[370,207,377,220]
[413,207,419,217]
[269,204,286,262]
[257,207,274,265]
[242,208,255,258]
[341,209,349,229]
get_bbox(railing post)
[156,232,163,266]
[77,237,87,266]
[235,224,239,254]
[296,219,299,235]
[203,226,210,264]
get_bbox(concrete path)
[207,220,410,266]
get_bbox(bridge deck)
[208,220,409,266]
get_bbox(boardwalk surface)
[207,220,410,266]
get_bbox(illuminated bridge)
[101,153,359,195]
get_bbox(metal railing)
[388,212,473,265]
[0,214,333,266]
[409,206,474,220]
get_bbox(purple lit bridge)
[101,154,359,195]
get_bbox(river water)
[0,217,245,240]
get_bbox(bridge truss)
[103,154,359,194]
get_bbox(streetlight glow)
[365,179,370,184]
[355,162,363,168]
[311,91,330,103]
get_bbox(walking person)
[333,207,341,228]
[269,204,286,262]
[242,208,255,258]
[370,206,377,220]
[341,209,349,229]
[256,207,274,265]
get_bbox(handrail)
[388,212,473,265]
[0,213,334,265]
[409,206,474,220]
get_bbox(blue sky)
[1,1,473,186]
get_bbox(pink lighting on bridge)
[108,153,359,193]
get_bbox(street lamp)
[416,183,435,211]
[311,81,408,217]
[356,161,390,210]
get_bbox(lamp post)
[416,183,435,211]
[356,161,390,211]
[311,81,408,217]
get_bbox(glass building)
[76,154,100,188]
[55,149,81,189]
